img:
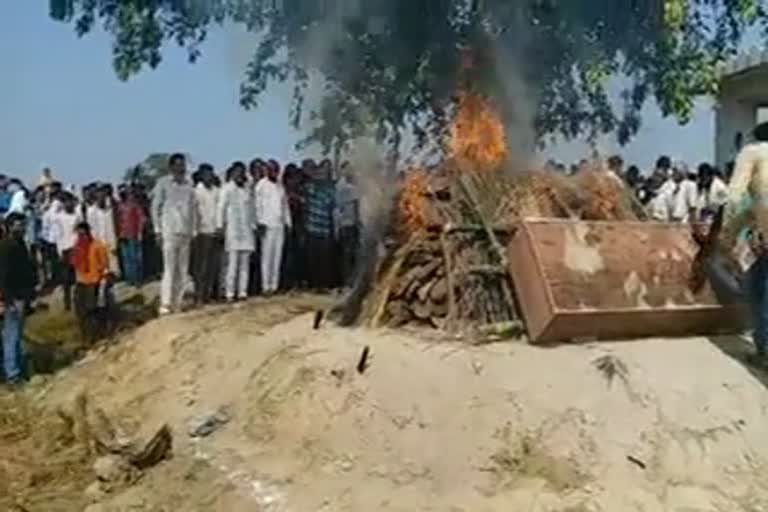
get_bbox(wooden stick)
[440,228,458,331]
[457,175,520,321]
[434,223,516,235]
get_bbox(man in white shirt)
[52,193,81,311]
[193,164,221,304]
[218,162,256,301]
[647,171,675,222]
[152,153,198,314]
[5,180,28,217]
[670,162,698,223]
[86,184,118,274]
[40,183,64,288]
[255,161,291,295]
[697,163,728,215]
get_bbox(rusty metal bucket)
[508,219,748,344]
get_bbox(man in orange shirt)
[70,221,111,343]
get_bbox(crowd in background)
[546,154,733,223]
[0,155,360,384]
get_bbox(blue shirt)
[305,180,335,237]
[0,191,10,214]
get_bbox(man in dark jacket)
[0,212,37,384]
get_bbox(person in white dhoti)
[218,163,257,301]
[255,161,292,295]
[152,153,198,315]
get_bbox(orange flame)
[399,168,430,234]
[449,92,508,173]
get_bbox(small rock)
[188,407,232,438]
[28,375,47,387]
[93,455,131,483]
[336,457,355,472]
[84,481,109,503]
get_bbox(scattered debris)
[592,354,629,388]
[131,424,173,469]
[93,454,137,484]
[357,346,371,374]
[188,408,231,438]
[626,455,646,470]
[313,310,325,330]
[83,481,109,503]
[330,368,346,384]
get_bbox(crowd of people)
[546,153,732,224]
[0,155,360,385]
[1,129,765,385]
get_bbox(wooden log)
[417,279,436,302]
[429,278,448,303]
[385,300,412,327]
[467,264,507,276]
[440,230,458,328]
[412,299,432,320]
[397,260,442,298]
[432,223,516,235]
[430,300,449,318]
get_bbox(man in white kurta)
[152,154,198,314]
[218,165,256,301]
[669,163,699,223]
[255,163,292,294]
[86,187,119,274]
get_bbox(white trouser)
[225,250,252,299]
[261,227,285,293]
[160,234,191,310]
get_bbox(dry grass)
[0,392,92,512]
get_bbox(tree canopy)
[49,0,768,156]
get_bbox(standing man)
[334,162,360,287]
[0,213,37,385]
[670,162,699,223]
[52,193,81,311]
[719,122,768,364]
[88,184,119,275]
[116,186,147,287]
[152,153,198,315]
[282,163,306,289]
[217,162,256,302]
[71,221,111,343]
[255,160,291,295]
[193,164,221,304]
[304,160,336,290]
[40,184,63,288]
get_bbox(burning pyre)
[368,90,639,333]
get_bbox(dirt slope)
[11,294,768,511]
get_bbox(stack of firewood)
[381,235,450,327]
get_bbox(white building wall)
[715,95,755,168]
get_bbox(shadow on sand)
[708,334,768,388]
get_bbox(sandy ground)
[5,293,768,511]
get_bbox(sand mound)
[7,294,768,511]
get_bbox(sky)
[0,1,715,186]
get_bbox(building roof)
[720,48,768,80]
